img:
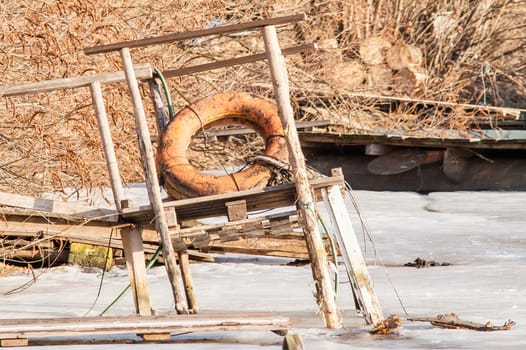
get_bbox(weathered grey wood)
[0,192,118,222]
[119,47,187,314]
[321,181,384,325]
[84,14,306,55]
[161,43,315,79]
[121,226,152,316]
[122,175,345,223]
[0,312,290,339]
[263,25,342,329]
[191,119,331,138]
[299,129,526,150]
[90,81,125,212]
[178,250,199,313]
[1,64,152,97]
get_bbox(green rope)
[153,67,175,120]
[99,244,163,316]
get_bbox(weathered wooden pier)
[0,14,383,348]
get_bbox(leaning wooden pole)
[90,81,125,212]
[119,48,188,314]
[262,25,342,329]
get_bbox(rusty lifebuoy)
[155,92,289,199]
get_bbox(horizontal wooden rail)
[1,64,153,97]
[161,43,316,78]
[84,13,306,55]
[122,174,344,222]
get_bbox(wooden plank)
[161,43,315,79]
[191,119,331,138]
[0,192,118,223]
[2,64,152,97]
[119,47,187,314]
[121,226,152,316]
[122,175,345,222]
[263,24,342,329]
[90,81,125,212]
[321,180,384,326]
[299,131,526,150]
[84,14,306,55]
[0,313,290,339]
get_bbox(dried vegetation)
[0,0,525,197]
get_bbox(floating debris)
[404,257,451,268]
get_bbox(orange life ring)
[156,92,289,199]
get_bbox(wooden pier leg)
[321,169,384,325]
[89,81,125,212]
[121,226,152,316]
[178,250,198,313]
[263,25,342,329]
[119,47,187,314]
[165,207,199,313]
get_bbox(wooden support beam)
[1,64,152,97]
[164,207,199,313]
[121,226,152,316]
[119,47,187,314]
[262,25,342,329]
[84,14,306,55]
[90,81,125,212]
[321,170,384,325]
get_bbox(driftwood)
[409,313,516,331]
[369,315,404,334]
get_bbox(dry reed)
[0,0,524,197]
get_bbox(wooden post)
[321,169,384,325]
[119,47,187,314]
[90,81,125,212]
[164,207,199,313]
[121,226,152,316]
[262,25,342,329]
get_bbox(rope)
[82,228,115,317]
[344,180,409,316]
[153,67,175,120]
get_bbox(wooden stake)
[90,81,125,212]
[321,169,384,325]
[121,226,152,316]
[178,250,198,313]
[262,25,342,329]
[119,47,187,314]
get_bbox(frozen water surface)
[0,190,524,349]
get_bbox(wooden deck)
[0,312,290,346]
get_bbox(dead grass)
[0,0,524,197]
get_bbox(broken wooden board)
[409,313,516,331]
